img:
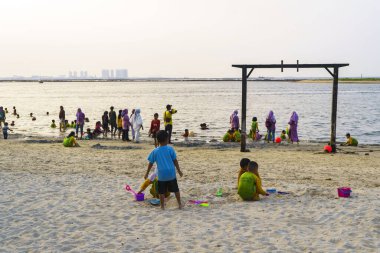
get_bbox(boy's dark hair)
[154,113,159,117]
[87,128,91,132]
[52,120,55,122]
[248,161,258,171]
[156,130,169,143]
[4,122,8,126]
[346,133,350,137]
[282,130,286,133]
[252,117,257,121]
[240,158,250,168]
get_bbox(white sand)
[0,138,379,252]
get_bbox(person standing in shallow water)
[288,111,299,144]
[163,104,177,144]
[0,106,6,128]
[59,106,65,132]
[265,110,276,143]
[230,110,239,131]
[76,108,85,139]
[109,106,117,137]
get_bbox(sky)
[0,0,379,78]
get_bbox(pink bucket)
[337,187,351,198]
[135,193,145,201]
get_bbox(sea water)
[0,81,379,144]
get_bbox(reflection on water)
[0,81,379,144]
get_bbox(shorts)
[151,132,157,138]
[158,178,179,194]
[117,127,123,131]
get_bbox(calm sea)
[1,81,379,144]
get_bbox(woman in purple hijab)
[76,108,85,139]
[288,111,299,143]
[265,110,276,143]
[121,109,132,141]
[230,110,240,131]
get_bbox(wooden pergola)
[232,61,349,153]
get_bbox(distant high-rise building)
[73,71,78,78]
[69,71,73,78]
[110,70,114,79]
[115,69,128,79]
[101,69,110,79]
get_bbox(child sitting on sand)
[84,128,94,140]
[223,129,235,142]
[93,121,103,138]
[280,130,287,140]
[237,158,250,186]
[144,130,183,210]
[238,161,267,201]
[2,122,13,139]
[51,120,57,128]
[138,166,170,198]
[341,133,358,146]
[63,131,80,147]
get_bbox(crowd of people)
[1,105,358,147]
[223,110,300,144]
[58,104,178,147]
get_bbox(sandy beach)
[0,138,379,252]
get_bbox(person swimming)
[200,123,209,130]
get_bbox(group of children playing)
[135,137,268,210]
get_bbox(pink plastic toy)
[337,187,351,198]
[125,184,145,201]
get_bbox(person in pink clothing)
[76,108,85,139]
[121,109,132,141]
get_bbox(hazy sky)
[1,0,379,78]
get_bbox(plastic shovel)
[125,184,137,196]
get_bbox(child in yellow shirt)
[237,158,250,187]
[238,161,267,201]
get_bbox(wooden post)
[330,67,339,152]
[241,68,247,152]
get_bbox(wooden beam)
[330,67,339,152]
[325,67,335,78]
[247,68,254,79]
[241,68,247,152]
[232,63,349,69]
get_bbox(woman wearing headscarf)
[132,109,143,143]
[76,108,85,139]
[121,109,132,141]
[288,111,299,144]
[265,110,276,143]
[230,110,240,131]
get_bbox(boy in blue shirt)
[145,130,183,210]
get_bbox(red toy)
[324,145,332,153]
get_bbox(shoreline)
[1,78,380,84]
